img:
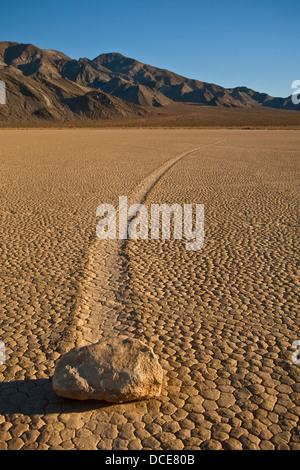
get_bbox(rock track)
[76,139,227,347]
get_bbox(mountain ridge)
[0,42,298,122]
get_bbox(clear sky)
[1,0,299,98]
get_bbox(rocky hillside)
[0,43,147,122]
[0,42,298,122]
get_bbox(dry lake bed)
[0,129,299,450]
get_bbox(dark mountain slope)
[0,42,298,122]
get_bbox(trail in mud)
[73,140,227,347]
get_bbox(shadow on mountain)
[0,41,298,124]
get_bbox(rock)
[52,336,163,403]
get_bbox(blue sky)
[1,0,299,97]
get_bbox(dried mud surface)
[0,129,299,450]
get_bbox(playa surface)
[0,129,299,450]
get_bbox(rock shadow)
[0,377,115,415]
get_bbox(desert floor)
[0,129,299,450]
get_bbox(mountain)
[0,43,148,122]
[93,53,297,110]
[0,42,298,122]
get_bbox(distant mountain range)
[0,42,298,122]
